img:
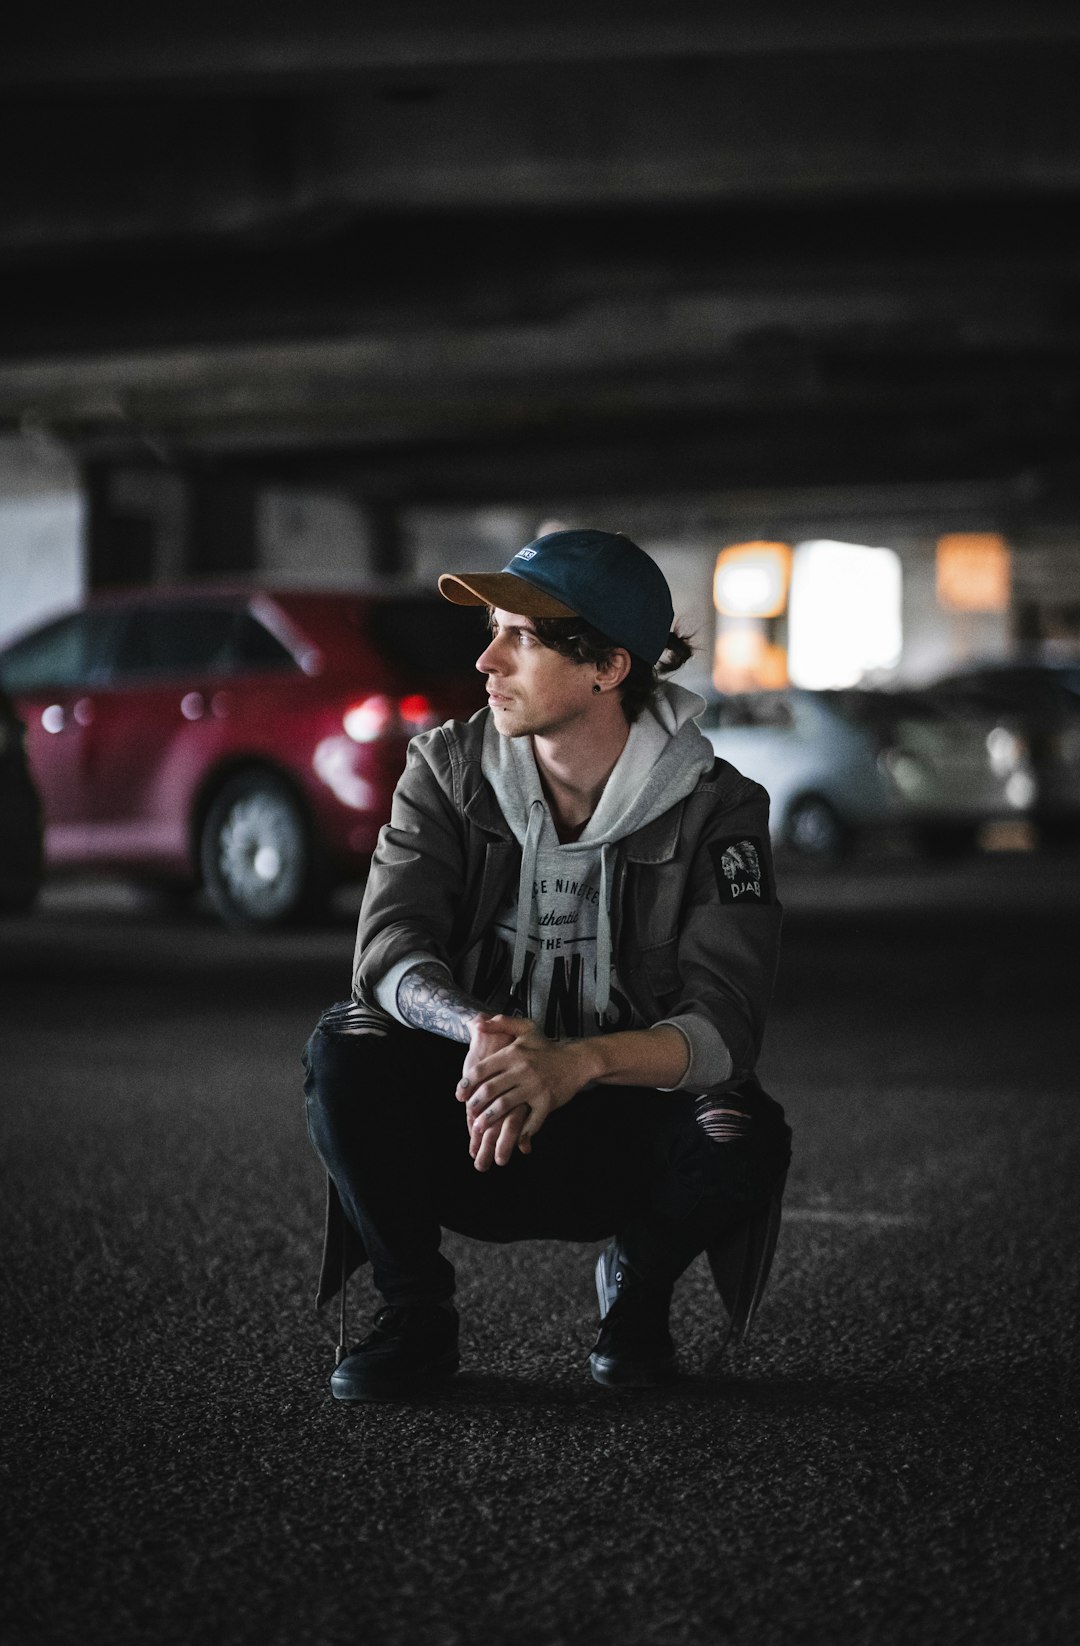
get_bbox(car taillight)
[399,694,435,730]
[343,693,437,742]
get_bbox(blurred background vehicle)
[923,661,1080,845]
[0,685,44,915]
[697,686,1036,861]
[0,587,487,926]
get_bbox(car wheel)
[200,771,317,928]
[781,794,849,861]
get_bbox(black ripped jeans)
[303,1004,791,1308]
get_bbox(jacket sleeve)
[350,726,468,1002]
[652,772,782,1092]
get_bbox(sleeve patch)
[708,836,773,905]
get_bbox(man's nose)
[475,639,499,675]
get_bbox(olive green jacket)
[351,709,782,1090]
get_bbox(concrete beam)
[8,3,1080,89]
[7,41,1080,253]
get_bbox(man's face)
[475,608,595,739]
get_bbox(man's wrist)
[566,1036,606,1086]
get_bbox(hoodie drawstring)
[595,843,614,1018]
[511,799,546,998]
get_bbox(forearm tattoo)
[396,962,486,1045]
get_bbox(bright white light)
[1005,771,1037,810]
[713,542,791,618]
[986,726,1023,775]
[788,540,903,690]
[718,565,775,616]
[343,695,394,743]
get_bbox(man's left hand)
[463,1015,594,1171]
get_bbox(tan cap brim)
[437,571,577,619]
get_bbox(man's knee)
[693,1103,791,1215]
[302,1005,394,1111]
[302,1009,462,1117]
[696,1082,790,1161]
[650,1090,788,1217]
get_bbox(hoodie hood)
[481,681,713,1021]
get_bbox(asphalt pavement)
[2,850,1078,1646]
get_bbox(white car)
[697,687,1035,859]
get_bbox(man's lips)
[487,692,513,707]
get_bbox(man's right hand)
[457,1015,525,1168]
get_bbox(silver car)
[924,662,1080,844]
[697,687,1035,859]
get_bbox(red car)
[0,586,487,925]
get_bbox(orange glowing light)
[713,542,793,619]
[936,534,1011,613]
[712,627,789,693]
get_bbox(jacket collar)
[464,781,514,839]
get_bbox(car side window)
[228,613,297,671]
[110,607,240,680]
[727,700,761,728]
[699,695,795,730]
[106,607,297,681]
[0,611,122,693]
[713,698,760,729]
[365,597,489,675]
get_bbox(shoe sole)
[588,1351,678,1390]
[330,1349,461,1403]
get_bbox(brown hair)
[524,614,695,724]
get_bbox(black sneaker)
[588,1242,678,1389]
[330,1302,460,1403]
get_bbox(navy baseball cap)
[438,529,674,665]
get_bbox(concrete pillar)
[0,434,85,646]
[256,487,401,585]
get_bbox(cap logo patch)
[515,548,538,560]
[708,836,772,904]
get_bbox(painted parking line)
[783,1209,917,1226]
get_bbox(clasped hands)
[456,1013,592,1172]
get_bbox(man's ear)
[598,649,632,689]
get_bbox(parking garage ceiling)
[5,2,1080,502]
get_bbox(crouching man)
[303,528,791,1400]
